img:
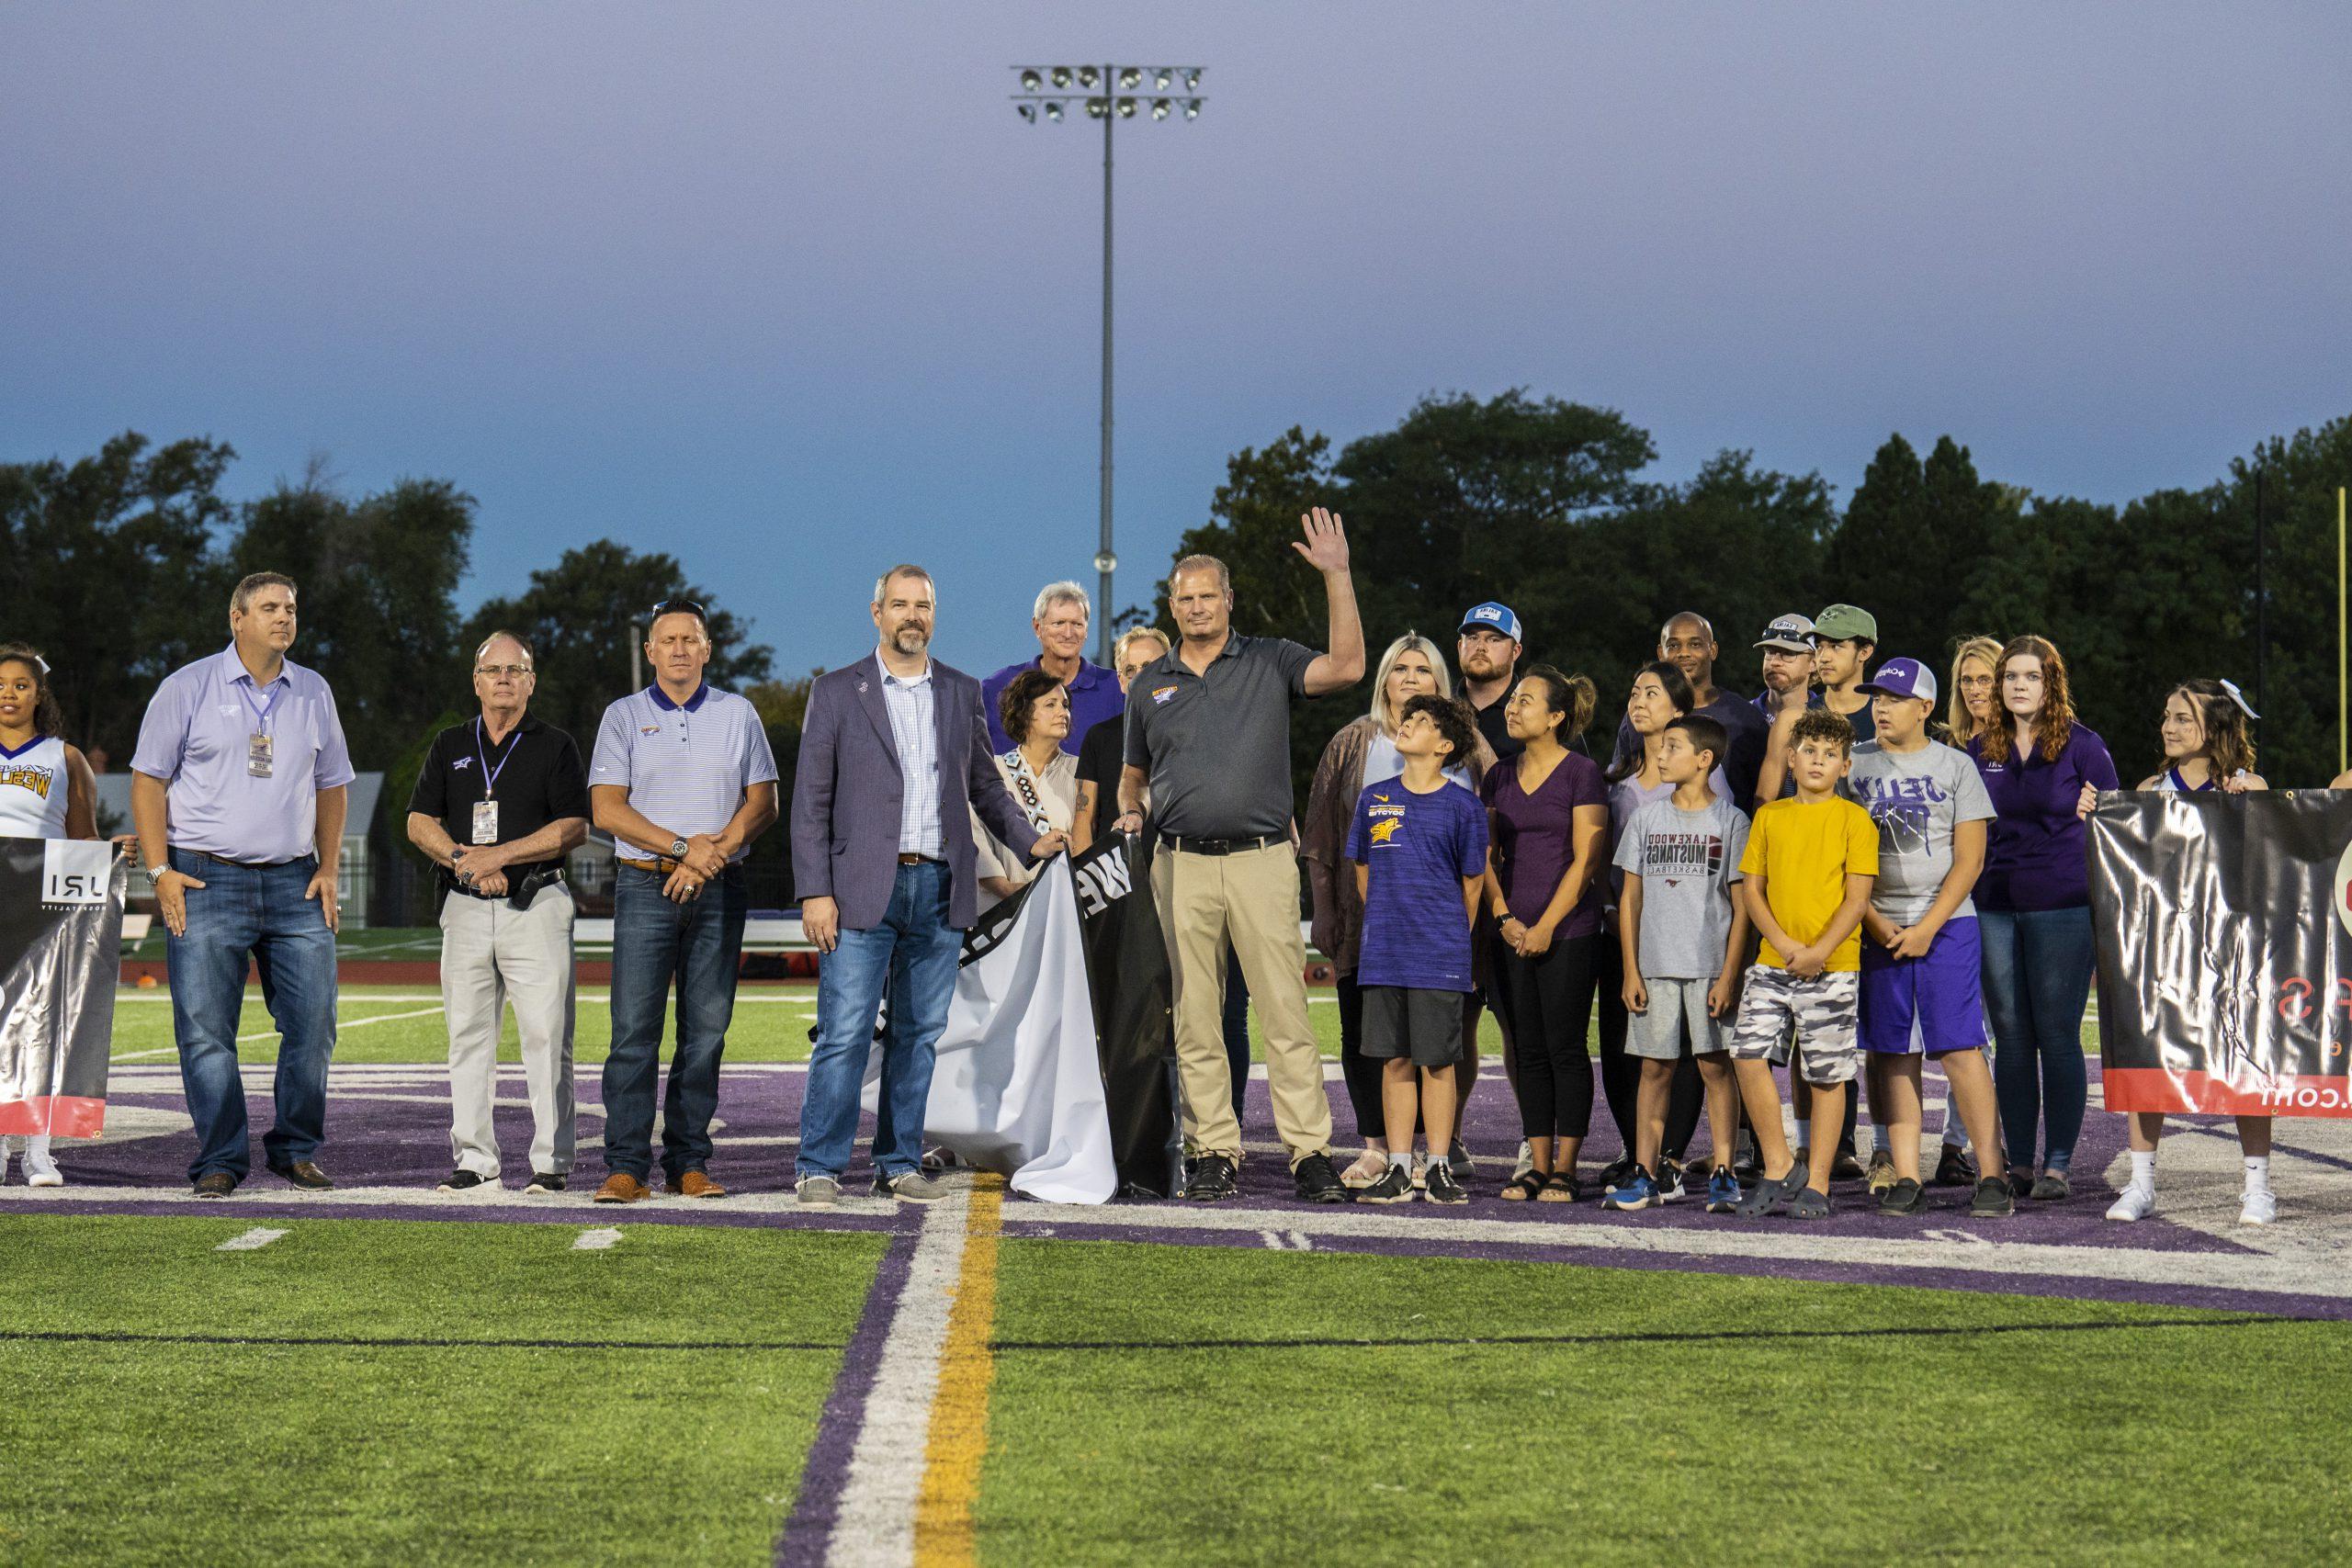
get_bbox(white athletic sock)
[2245,1156,2270,1192]
[1387,1151,1411,1172]
[2129,1150,2157,1190]
[1428,1154,1450,1171]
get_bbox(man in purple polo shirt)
[131,572,356,1198]
[979,581,1124,758]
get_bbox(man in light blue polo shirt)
[587,598,779,1203]
[978,581,1123,757]
[131,572,356,1198]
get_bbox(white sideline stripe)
[826,1183,973,1568]
[116,993,826,1005]
[236,1004,447,1043]
[215,1227,287,1252]
[1008,1199,2352,1301]
[572,1228,623,1251]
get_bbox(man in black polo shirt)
[405,632,592,1193]
[1114,507,1365,1202]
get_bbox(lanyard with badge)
[241,682,282,777]
[472,718,516,844]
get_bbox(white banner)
[863,857,1117,1203]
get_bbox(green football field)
[1,1215,2345,1564]
[12,974,2307,1565]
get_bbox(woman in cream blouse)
[974,669,1079,912]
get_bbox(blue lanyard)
[238,681,283,734]
[474,718,518,798]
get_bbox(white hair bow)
[2219,678,2258,720]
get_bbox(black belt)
[447,869,565,902]
[1159,831,1282,856]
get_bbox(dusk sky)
[6,2,2348,679]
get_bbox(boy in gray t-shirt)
[1848,658,2012,1219]
[1607,715,1751,1213]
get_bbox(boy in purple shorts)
[1729,710,1877,1219]
[1849,658,2012,1218]
[1347,694,1489,1205]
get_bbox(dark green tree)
[0,432,235,759]
[462,540,775,759]
[1827,434,2018,665]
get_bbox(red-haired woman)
[1967,636,2118,1203]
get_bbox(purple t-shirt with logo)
[1967,725,2120,912]
[1480,750,1609,937]
[1345,778,1489,991]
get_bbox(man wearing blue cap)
[1847,656,2010,1217]
[1457,602,1527,763]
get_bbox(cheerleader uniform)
[0,733,72,1184]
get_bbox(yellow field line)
[913,1172,1005,1566]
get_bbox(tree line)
[1171,390,2352,800]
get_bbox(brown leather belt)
[618,856,680,874]
[898,852,943,865]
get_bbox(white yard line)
[215,1226,287,1251]
[572,1227,623,1251]
[235,1003,447,1043]
[826,1186,973,1568]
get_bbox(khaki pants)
[1151,842,1331,1168]
[440,885,577,1179]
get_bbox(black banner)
[0,838,128,1136]
[2089,791,2352,1116]
[1068,830,1183,1197]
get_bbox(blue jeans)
[800,861,962,1183]
[1978,906,2094,1174]
[603,863,746,1182]
[164,850,337,1181]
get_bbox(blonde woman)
[1303,633,1494,1184]
[1944,636,2002,747]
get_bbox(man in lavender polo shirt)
[130,572,356,1198]
[978,581,1124,757]
[587,598,779,1203]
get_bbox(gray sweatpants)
[440,885,577,1179]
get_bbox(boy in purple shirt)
[1347,695,1489,1205]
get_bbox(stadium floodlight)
[1001,62,1209,661]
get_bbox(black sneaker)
[1424,1160,1469,1205]
[1829,1147,1867,1182]
[2030,1170,2071,1202]
[1359,1163,1416,1204]
[1598,1155,1637,1194]
[1931,1144,1979,1187]
[524,1172,567,1193]
[1294,1152,1352,1204]
[2007,1168,2035,1200]
[436,1169,494,1192]
[1655,1157,1688,1202]
[1184,1154,1238,1202]
[1971,1176,2017,1217]
[1447,1140,1476,1178]
[1879,1177,1928,1216]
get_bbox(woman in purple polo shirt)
[1481,665,1606,1200]
[1968,635,2119,1202]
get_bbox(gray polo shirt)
[589,682,779,863]
[1124,634,1317,838]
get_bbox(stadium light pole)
[1010,64,1207,663]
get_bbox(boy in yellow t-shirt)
[1730,710,1880,1219]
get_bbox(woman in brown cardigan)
[1302,632,1496,1187]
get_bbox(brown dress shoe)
[592,1172,650,1203]
[671,1169,726,1199]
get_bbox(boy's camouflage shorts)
[1731,965,1860,1087]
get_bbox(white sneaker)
[23,1144,62,1188]
[2105,1184,2156,1222]
[2239,1188,2278,1226]
[1512,1140,1534,1181]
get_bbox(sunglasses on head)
[648,598,707,625]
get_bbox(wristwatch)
[670,837,690,858]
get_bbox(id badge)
[246,731,273,779]
[471,799,500,845]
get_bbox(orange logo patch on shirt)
[0,766,53,799]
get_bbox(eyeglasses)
[475,664,533,678]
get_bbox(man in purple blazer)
[789,563,1069,1206]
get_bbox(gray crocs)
[1787,1185,1832,1220]
[1734,1169,1799,1219]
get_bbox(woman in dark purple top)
[1480,665,1607,1200]
[1966,635,2120,1202]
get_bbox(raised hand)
[1292,506,1351,575]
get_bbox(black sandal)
[1537,1169,1582,1203]
[1498,1170,1545,1201]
